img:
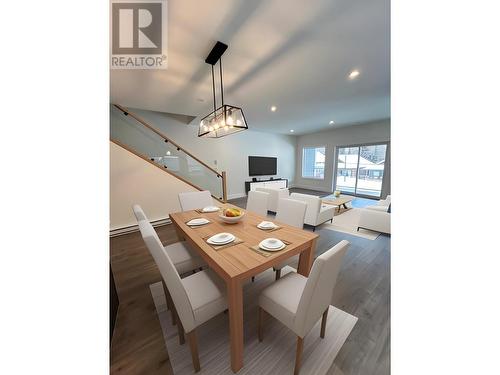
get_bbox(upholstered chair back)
[178,190,213,211]
[137,220,196,332]
[289,193,321,225]
[293,240,349,338]
[255,187,289,212]
[275,198,307,228]
[246,190,270,217]
[132,204,148,222]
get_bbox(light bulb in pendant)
[226,115,234,125]
[209,126,214,131]
[214,123,219,130]
[203,125,208,131]
[224,126,229,131]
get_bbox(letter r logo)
[112,3,162,54]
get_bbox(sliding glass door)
[335,147,359,194]
[335,143,387,198]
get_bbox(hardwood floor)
[110,224,177,375]
[110,190,390,375]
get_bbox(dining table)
[169,203,319,373]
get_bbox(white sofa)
[255,187,289,213]
[289,193,335,231]
[357,208,391,234]
[366,195,391,212]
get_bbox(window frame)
[301,145,327,180]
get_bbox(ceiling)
[110,0,390,135]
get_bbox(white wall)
[110,141,202,230]
[111,106,297,199]
[295,119,391,197]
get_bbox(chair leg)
[275,268,281,280]
[294,336,304,375]
[163,283,171,311]
[252,276,255,282]
[163,281,176,325]
[313,226,316,232]
[330,218,333,223]
[186,330,201,372]
[174,309,185,345]
[320,308,329,338]
[258,307,264,342]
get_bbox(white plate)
[259,242,286,252]
[202,206,220,213]
[257,221,277,229]
[187,218,210,226]
[259,238,284,249]
[208,237,234,245]
[207,232,235,245]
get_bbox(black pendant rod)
[219,57,224,107]
[211,65,216,113]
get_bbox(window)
[302,146,326,179]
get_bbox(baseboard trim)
[110,217,172,237]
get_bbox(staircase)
[110,104,227,202]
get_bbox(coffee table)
[322,196,354,212]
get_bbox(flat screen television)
[248,156,277,176]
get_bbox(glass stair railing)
[110,104,227,202]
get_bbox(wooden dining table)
[169,203,318,373]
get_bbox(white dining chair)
[246,190,270,217]
[273,198,307,280]
[133,204,206,326]
[133,204,205,274]
[139,220,228,373]
[258,240,350,375]
[255,187,289,212]
[178,190,213,211]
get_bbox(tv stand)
[245,178,288,194]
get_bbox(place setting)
[256,220,281,232]
[195,205,220,214]
[185,217,211,227]
[204,232,244,250]
[249,237,290,257]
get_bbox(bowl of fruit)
[219,208,245,224]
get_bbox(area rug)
[322,208,380,240]
[150,268,357,375]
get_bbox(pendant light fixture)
[198,41,248,138]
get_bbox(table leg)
[227,278,244,372]
[173,222,186,241]
[297,238,317,277]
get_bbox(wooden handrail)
[113,104,221,177]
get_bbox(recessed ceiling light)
[329,120,335,125]
[348,70,360,79]
[290,129,294,133]
[270,106,277,112]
